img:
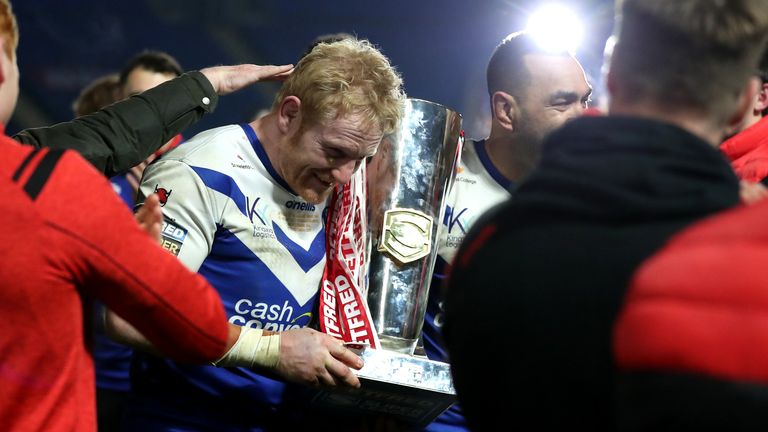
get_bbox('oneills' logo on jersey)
[285,200,316,212]
[378,208,433,264]
[154,184,172,207]
[229,299,312,331]
[160,218,187,256]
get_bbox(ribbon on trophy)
[319,165,380,348]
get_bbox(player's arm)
[37,149,233,362]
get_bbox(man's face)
[280,113,382,204]
[516,54,592,147]
[123,67,176,96]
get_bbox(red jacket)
[614,199,768,428]
[616,200,768,382]
[0,134,229,431]
[721,115,768,183]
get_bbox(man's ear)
[728,77,761,130]
[491,91,519,133]
[277,95,301,134]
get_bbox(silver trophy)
[314,99,462,426]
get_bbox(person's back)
[443,0,768,429]
[0,136,232,430]
[0,2,299,429]
[444,115,741,430]
[0,142,93,431]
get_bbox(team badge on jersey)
[160,217,187,256]
[154,184,173,207]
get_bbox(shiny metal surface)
[312,347,456,426]
[366,98,462,354]
[355,347,455,393]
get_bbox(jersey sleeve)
[137,159,218,272]
[36,150,228,363]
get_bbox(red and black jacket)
[615,198,768,431]
[0,136,228,431]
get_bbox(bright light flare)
[526,4,584,54]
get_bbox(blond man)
[108,38,405,430]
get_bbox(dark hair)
[300,32,355,59]
[72,73,121,117]
[118,50,183,85]
[486,31,571,100]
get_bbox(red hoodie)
[0,131,229,431]
[720,115,768,182]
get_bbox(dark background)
[10,0,615,139]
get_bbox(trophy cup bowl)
[313,99,462,426]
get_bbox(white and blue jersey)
[128,124,326,430]
[423,139,513,431]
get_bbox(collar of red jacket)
[720,115,768,161]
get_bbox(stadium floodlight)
[526,3,584,53]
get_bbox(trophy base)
[312,347,456,427]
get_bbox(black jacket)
[443,116,740,431]
[14,71,217,177]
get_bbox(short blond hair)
[612,0,768,124]
[275,38,405,135]
[0,0,18,61]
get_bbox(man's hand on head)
[200,64,294,95]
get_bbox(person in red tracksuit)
[0,135,234,431]
[0,1,294,430]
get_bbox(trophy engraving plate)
[377,208,433,264]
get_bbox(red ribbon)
[319,167,379,348]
